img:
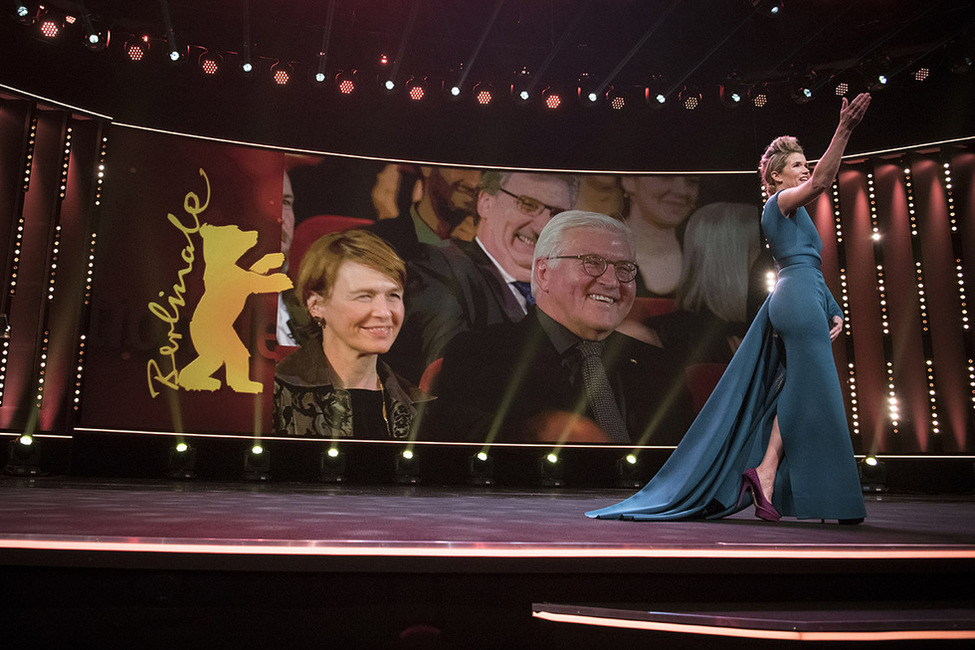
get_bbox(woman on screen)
[588,93,871,524]
[273,229,432,439]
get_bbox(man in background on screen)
[386,171,578,382]
[429,210,690,444]
[367,166,481,261]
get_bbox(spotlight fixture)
[243,444,271,481]
[444,80,464,100]
[913,67,930,82]
[271,61,293,85]
[335,70,358,95]
[719,81,746,108]
[748,83,769,108]
[750,0,784,17]
[166,44,188,64]
[405,76,428,101]
[124,36,149,62]
[394,449,419,485]
[615,454,643,489]
[834,81,849,96]
[857,455,887,493]
[467,452,494,486]
[537,452,564,488]
[199,50,223,76]
[861,55,892,91]
[472,82,494,106]
[167,441,197,480]
[80,14,109,51]
[511,82,532,104]
[38,14,62,39]
[320,446,346,483]
[5,434,41,476]
[644,78,669,109]
[14,3,38,25]
[948,41,973,74]
[577,76,599,106]
[541,87,563,110]
[605,86,626,111]
[678,85,702,110]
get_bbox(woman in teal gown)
[587,93,872,524]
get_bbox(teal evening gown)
[587,192,866,522]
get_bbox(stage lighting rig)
[80,13,109,51]
[750,0,784,17]
[405,77,428,102]
[167,441,197,480]
[678,85,702,110]
[394,449,419,485]
[605,86,626,111]
[615,454,643,489]
[271,61,293,85]
[541,87,563,110]
[748,83,769,108]
[38,14,62,39]
[719,79,746,108]
[13,3,38,25]
[124,36,149,62]
[199,51,223,76]
[537,453,564,488]
[320,446,346,483]
[472,82,495,106]
[644,77,669,109]
[334,71,357,95]
[467,452,494,486]
[243,444,271,481]
[858,456,887,493]
[5,434,40,477]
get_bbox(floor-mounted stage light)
[468,452,494,486]
[5,434,40,477]
[615,454,643,489]
[537,452,564,488]
[244,444,271,482]
[395,449,419,485]
[320,446,346,483]
[858,456,887,493]
[167,441,197,480]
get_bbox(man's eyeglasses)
[547,254,639,283]
[497,187,565,218]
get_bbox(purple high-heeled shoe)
[737,468,781,522]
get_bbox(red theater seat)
[419,357,443,395]
[626,297,676,323]
[684,362,728,414]
[289,215,373,279]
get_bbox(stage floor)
[1,478,974,648]
[1,477,973,564]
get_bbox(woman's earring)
[312,316,325,329]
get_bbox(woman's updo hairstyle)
[759,136,803,196]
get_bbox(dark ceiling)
[1,0,973,170]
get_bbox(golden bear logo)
[177,224,293,393]
[146,168,293,398]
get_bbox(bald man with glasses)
[429,210,692,444]
[385,171,579,383]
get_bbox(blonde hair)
[759,136,803,196]
[296,229,406,304]
[676,203,761,323]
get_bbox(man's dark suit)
[386,238,526,383]
[429,309,692,445]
